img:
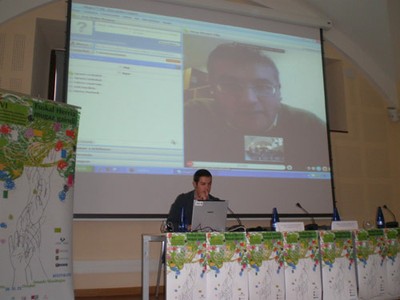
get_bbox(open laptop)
[191,200,228,232]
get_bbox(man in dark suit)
[166,169,220,231]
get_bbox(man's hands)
[196,191,209,200]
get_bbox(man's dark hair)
[207,42,280,82]
[193,169,212,183]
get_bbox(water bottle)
[376,206,385,229]
[271,207,280,231]
[178,207,188,232]
[332,206,341,221]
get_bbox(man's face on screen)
[193,176,212,200]
[211,60,281,134]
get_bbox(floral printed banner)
[247,231,284,300]
[165,232,250,299]
[206,232,248,299]
[283,230,322,300]
[354,229,388,300]
[320,230,357,300]
[166,232,207,299]
[0,90,80,300]
[384,228,400,298]
[165,229,400,299]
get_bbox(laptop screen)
[191,200,228,232]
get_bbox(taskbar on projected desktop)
[76,163,331,180]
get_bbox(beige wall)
[324,43,400,225]
[1,0,400,292]
[0,0,67,94]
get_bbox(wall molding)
[74,286,145,297]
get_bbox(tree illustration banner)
[0,90,80,300]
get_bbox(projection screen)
[66,0,334,218]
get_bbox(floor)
[75,295,164,300]
[76,297,136,300]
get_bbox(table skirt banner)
[166,232,207,299]
[166,229,400,300]
[354,229,388,300]
[319,230,357,300]
[282,230,322,299]
[166,232,248,300]
[0,90,80,299]
[383,228,400,299]
[206,232,248,299]
[247,231,284,299]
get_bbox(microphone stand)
[226,207,246,232]
[296,203,318,230]
[383,205,399,228]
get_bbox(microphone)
[296,202,318,230]
[383,205,399,228]
[226,206,246,232]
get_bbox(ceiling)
[303,0,399,82]
[1,0,399,107]
[310,0,400,108]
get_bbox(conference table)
[142,228,400,300]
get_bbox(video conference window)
[183,36,329,172]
